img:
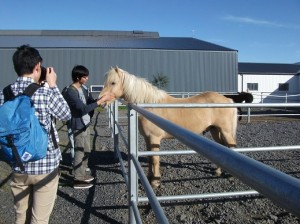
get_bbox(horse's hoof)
[151,177,161,189]
[215,168,222,176]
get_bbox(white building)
[238,62,300,103]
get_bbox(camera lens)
[40,66,47,82]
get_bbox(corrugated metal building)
[238,62,300,103]
[0,30,238,92]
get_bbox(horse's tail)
[228,98,238,141]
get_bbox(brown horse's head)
[99,66,124,105]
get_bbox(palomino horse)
[99,67,238,188]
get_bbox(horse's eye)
[111,82,115,85]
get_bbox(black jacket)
[63,85,98,130]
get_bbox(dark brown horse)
[224,92,253,120]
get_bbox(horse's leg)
[219,129,237,148]
[210,125,237,176]
[145,136,161,188]
[144,139,153,180]
[209,127,224,176]
[237,107,242,121]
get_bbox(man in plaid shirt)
[0,45,71,223]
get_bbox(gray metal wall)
[0,48,237,92]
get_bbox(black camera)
[40,66,47,82]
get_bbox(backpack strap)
[6,136,25,171]
[3,83,41,101]
[50,123,58,149]
[68,84,77,92]
[3,85,15,102]
[23,83,41,97]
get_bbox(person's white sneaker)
[73,182,93,189]
[74,175,94,183]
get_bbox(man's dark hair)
[72,65,89,82]
[12,45,43,77]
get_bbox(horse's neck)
[122,73,168,103]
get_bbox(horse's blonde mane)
[109,68,167,103]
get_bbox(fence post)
[285,93,288,111]
[247,107,251,123]
[128,106,139,224]
[109,103,113,133]
[113,101,119,158]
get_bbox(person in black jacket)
[63,65,113,189]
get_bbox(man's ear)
[35,63,41,73]
[33,63,42,82]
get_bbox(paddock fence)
[168,91,300,104]
[252,92,300,103]
[107,101,300,224]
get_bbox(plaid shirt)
[0,77,71,174]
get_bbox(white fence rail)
[168,91,300,103]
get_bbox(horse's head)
[99,66,125,105]
[239,92,254,103]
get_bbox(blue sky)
[0,0,299,63]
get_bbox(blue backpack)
[0,83,48,171]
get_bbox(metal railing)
[254,92,300,103]
[108,101,300,223]
[168,91,300,105]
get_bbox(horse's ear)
[115,66,119,73]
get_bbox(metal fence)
[108,101,300,224]
[168,91,300,104]
[253,92,300,103]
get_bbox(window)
[278,83,289,91]
[89,85,104,92]
[247,83,258,91]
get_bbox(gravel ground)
[1,109,300,224]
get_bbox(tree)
[151,73,169,90]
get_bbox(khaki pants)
[73,127,91,180]
[10,168,59,224]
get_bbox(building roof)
[238,62,300,75]
[0,30,236,51]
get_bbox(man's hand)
[97,94,115,107]
[46,67,57,88]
